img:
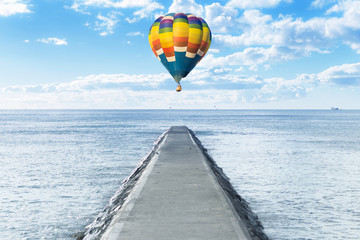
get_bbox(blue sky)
[0,0,359,109]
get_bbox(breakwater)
[79,126,268,240]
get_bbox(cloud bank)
[1,63,359,109]
[205,0,360,71]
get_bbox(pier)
[82,126,268,240]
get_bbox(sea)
[1,109,359,240]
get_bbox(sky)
[0,0,359,109]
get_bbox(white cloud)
[259,76,308,101]
[325,0,360,14]
[329,1,360,28]
[320,4,360,54]
[240,9,273,27]
[168,0,204,17]
[347,42,360,54]
[311,0,337,9]
[214,68,232,74]
[127,1,164,23]
[208,48,220,54]
[94,11,121,36]
[199,45,303,71]
[4,73,168,94]
[70,0,153,10]
[108,0,153,8]
[126,31,144,37]
[37,37,68,45]
[317,62,360,86]
[226,0,292,9]
[183,67,265,90]
[204,2,238,33]
[64,73,170,90]
[255,62,360,101]
[0,0,31,17]
[213,11,330,50]
[0,87,251,109]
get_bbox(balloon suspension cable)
[173,74,182,92]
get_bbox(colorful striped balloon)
[148,13,212,91]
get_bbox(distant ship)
[331,107,340,110]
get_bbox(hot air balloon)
[148,13,212,92]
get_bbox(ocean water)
[1,110,359,239]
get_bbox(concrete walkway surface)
[101,126,252,240]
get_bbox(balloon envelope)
[148,13,211,86]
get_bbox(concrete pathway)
[101,126,251,240]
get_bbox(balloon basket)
[176,84,182,92]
